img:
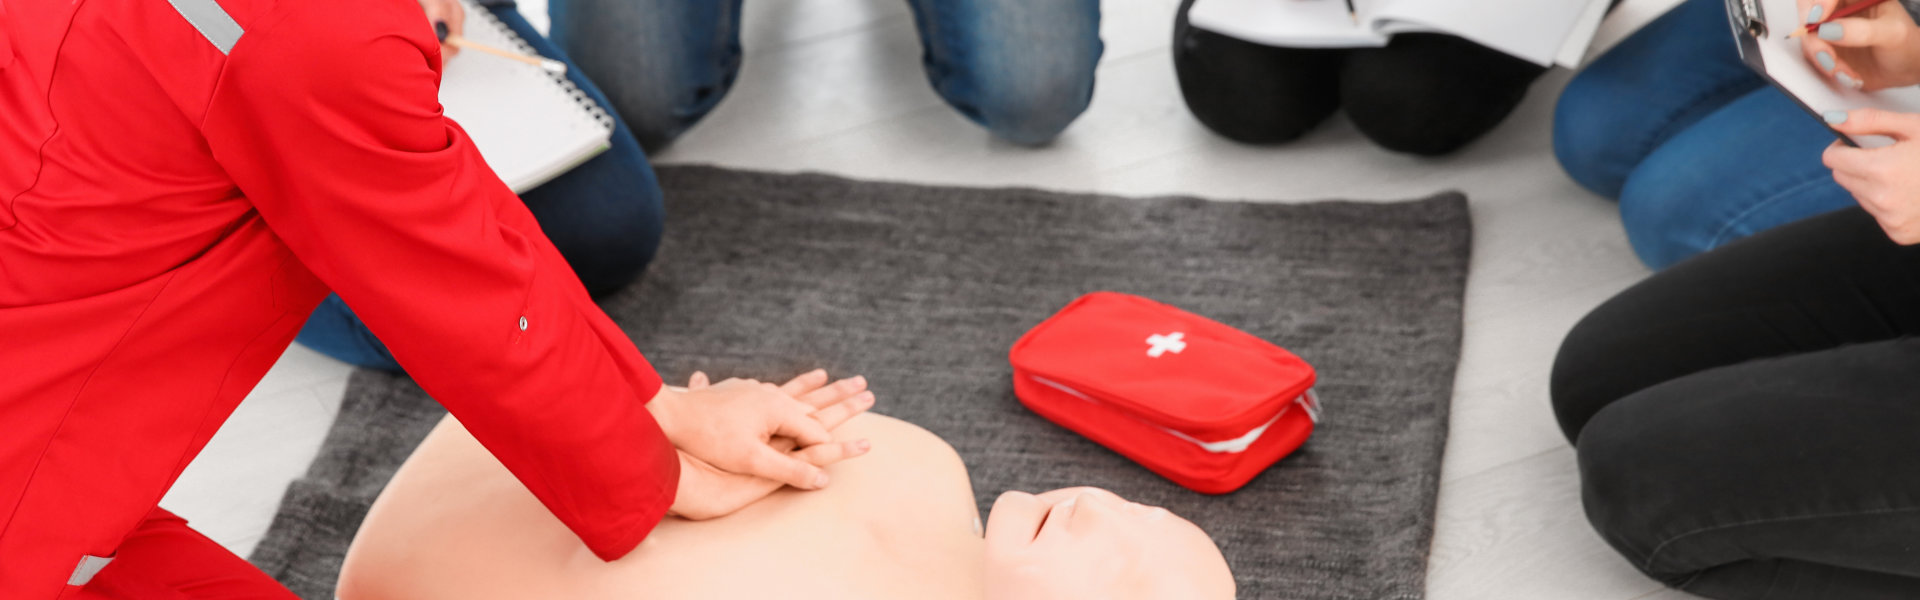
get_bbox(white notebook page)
[1367,0,1606,66]
[1187,0,1608,67]
[438,0,613,192]
[1187,0,1389,48]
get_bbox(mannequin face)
[983,487,1234,600]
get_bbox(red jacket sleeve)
[197,0,676,561]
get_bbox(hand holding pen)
[1795,0,1920,90]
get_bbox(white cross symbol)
[1146,332,1186,358]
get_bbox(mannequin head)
[983,487,1235,600]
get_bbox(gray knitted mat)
[250,166,1471,599]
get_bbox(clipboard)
[1726,0,1920,148]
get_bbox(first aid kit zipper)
[1029,375,1318,454]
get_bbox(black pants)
[1551,208,1920,599]
[1171,0,1547,156]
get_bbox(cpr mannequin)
[337,376,1235,599]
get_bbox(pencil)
[446,36,568,74]
[432,22,567,74]
[1345,0,1358,24]
[1787,0,1894,38]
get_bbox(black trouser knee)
[1552,209,1920,598]
[1172,0,1547,155]
[1340,34,1546,156]
[1172,0,1342,144]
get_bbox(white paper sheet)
[1187,0,1610,67]
[1188,0,1389,48]
[438,0,612,192]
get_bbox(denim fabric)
[548,0,1101,148]
[1554,0,1855,269]
[294,4,665,371]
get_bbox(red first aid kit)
[1009,292,1320,494]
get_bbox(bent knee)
[1173,29,1342,144]
[1573,403,1694,580]
[1345,96,1506,156]
[1343,68,1530,155]
[617,68,737,151]
[1548,291,1657,442]
[547,200,664,295]
[929,13,1102,145]
[1341,45,1541,156]
[1553,70,1646,198]
[953,64,1098,145]
[1617,169,1744,270]
[1572,399,1772,589]
[578,227,662,296]
[1180,89,1331,145]
[1549,318,1609,442]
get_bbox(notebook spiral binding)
[464,4,616,136]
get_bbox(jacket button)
[518,316,528,331]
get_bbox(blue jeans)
[295,4,666,371]
[547,0,1103,148]
[1553,0,1855,269]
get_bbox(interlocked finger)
[809,391,875,430]
[797,375,867,409]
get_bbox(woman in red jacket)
[0,0,868,597]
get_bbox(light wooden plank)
[1427,447,1667,600]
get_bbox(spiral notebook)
[439,1,614,192]
[1726,0,1920,148]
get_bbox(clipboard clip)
[1733,0,1769,38]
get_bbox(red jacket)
[0,0,677,594]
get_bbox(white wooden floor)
[161,0,1704,597]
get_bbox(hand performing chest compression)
[647,370,878,519]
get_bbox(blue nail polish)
[1837,72,1858,88]
[1820,22,1843,40]
[1825,110,1849,124]
[1817,51,1835,71]
[1808,4,1824,23]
